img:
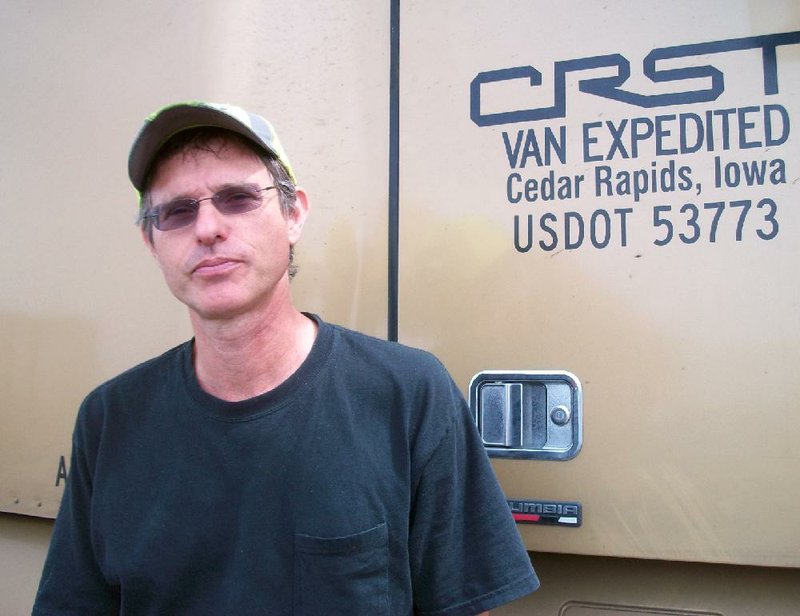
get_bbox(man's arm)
[408,369,539,615]
[33,401,120,614]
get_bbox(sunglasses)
[143,183,279,231]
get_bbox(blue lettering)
[631,117,654,157]
[507,173,522,203]
[471,31,800,126]
[679,113,703,153]
[738,106,762,148]
[764,104,790,146]
[714,109,735,150]
[503,127,567,168]
[514,214,534,252]
[655,115,678,155]
[590,210,612,249]
[545,126,567,165]
[502,131,525,168]
[583,122,602,162]
[606,120,629,160]
[539,213,558,251]
[565,212,584,249]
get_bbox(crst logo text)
[471,31,800,127]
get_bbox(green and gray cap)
[128,101,296,192]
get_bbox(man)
[33,101,539,615]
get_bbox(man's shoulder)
[322,319,466,424]
[85,340,190,404]
[326,321,447,378]
[71,341,190,447]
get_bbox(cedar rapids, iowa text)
[503,104,788,205]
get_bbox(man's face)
[143,139,308,322]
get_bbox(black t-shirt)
[34,316,538,615]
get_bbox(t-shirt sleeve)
[408,376,539,616]
[32,397,121,615]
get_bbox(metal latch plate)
[469,371,582,460]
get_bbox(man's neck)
[190,303,317,402]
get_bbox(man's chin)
[185,295,251,323]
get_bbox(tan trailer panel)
[495,552,800,616]
[398,1,800,567]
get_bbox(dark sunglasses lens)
[158,200,198,231]
[216,187,263,215]
[151,186,268,231]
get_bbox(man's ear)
[287,187,310,245]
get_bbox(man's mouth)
[192,257,240,276]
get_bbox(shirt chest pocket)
[294,522,389,615]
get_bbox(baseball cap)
[128,101,296,192]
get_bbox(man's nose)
[193,201,229,243]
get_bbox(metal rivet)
[551,405,571,426]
